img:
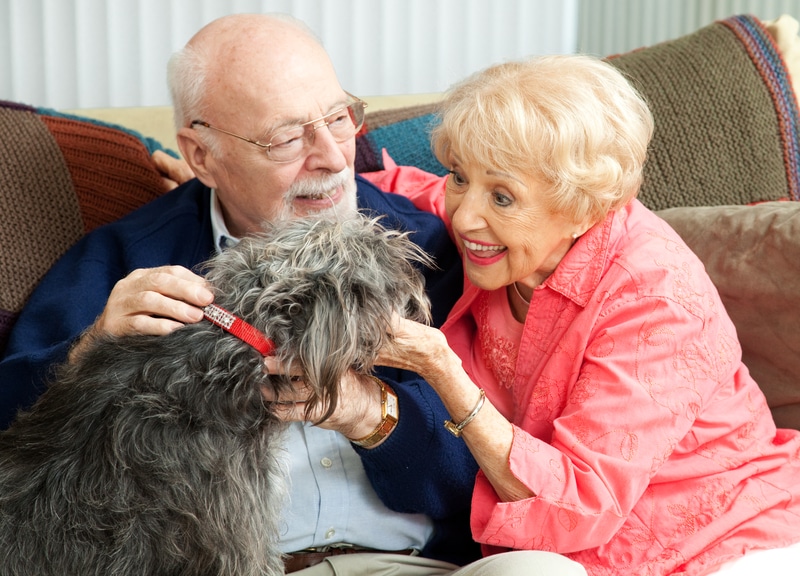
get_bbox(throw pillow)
[357,103,445,176]
[610,15,800,210]
[656,202,800,430]
[0,100,171,355]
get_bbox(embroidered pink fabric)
[365,162,800,575]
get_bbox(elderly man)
[0,13,585,576]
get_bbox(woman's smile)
[460,236,508,266]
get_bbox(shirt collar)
[542,202,631,306]
[209,189,239,252]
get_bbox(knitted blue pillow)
[355,104,446,176]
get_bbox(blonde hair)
[431,54,654,225]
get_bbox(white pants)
[293,551,587,576]
[708,541,800,575]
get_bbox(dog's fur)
[0,214,431,576]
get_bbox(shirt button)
[320,457,333,468]
[325,528,336,540]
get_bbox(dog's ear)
[291,278,356,423]
[284,220,428,424]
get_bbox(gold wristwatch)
[350,377,399,448]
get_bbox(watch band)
[350,377,399,448]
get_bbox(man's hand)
[152,150,195,190]
[69,266,213,362]
[261,360,384,441]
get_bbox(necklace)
[511,282,531,306]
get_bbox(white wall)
[6,0,800,110]
[0,0,579,109]
[578,0,800,57]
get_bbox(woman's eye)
[449,170,467,186]
[492,191,512,207]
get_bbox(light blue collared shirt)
[208,191,433,553]
[210,189,237,253]
[278,425,432,553]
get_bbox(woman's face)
[444,153,581,293]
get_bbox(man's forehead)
[203,64,345,123]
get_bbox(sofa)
[1,13,799,430]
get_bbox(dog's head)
[201,214,432,421]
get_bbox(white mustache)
[287,168,351,200]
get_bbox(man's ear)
[177,126,218,189]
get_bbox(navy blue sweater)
[0,176,479,564]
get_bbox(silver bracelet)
[444,389,486,438]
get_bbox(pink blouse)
[363,166,800,576]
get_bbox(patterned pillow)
[0,101,170,355]
[356,103,445,176]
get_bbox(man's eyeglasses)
[190,95,367,164]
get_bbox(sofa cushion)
[657,202,800,430]
[39,113,168,232]
[357,15,800,213]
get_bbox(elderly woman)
[372,54,800,575]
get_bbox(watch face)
[385,390,399,419]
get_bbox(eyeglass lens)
[268,101,365,162]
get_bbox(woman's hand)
[152,150,195,190]
[377,315,454,378]
[379,314,534,502]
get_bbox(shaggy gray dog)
[0,214,431,576]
